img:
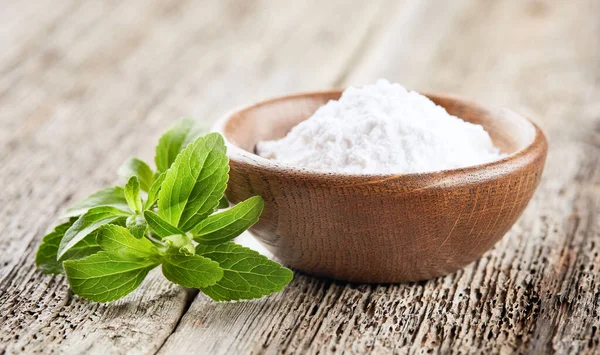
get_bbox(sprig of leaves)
[36,118,293,303]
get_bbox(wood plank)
[158,0,600,354]
[0,0,382,353]
[1,0,598,354]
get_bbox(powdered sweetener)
[257,79,503,174]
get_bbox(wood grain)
[217,91,547,283]
[0,0,598,354]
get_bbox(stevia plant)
[35,118,293,302]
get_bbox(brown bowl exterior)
[215,91,547,283]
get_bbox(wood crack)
[153,288,199,355]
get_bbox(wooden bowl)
[213,91,547,283]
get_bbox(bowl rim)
[212,90,548,181]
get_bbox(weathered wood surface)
[0,0,598,354]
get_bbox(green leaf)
[217,196,229,209]
[155,118,206,173]
[62,187,130,218]
[61,229,102,262]
[64,252,159,302]
[36,221,74,274]
[144,210,183,238]
[191,196,264,245]
[96,224,156,260]
[157,133,229,231]
[196,242,293,301]
[38,219,104,268]
[118,157,155,192]
[126,214,148,239]
[58,206,130,260]
[161,252,223,288]
[144,172,166,210]
[37,229,101,275]
[125,176,143,214]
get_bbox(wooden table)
[1,0,599,353]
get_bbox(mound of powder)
[256,79,503,174]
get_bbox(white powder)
[256,79,503,174]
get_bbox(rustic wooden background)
[1,0,599,354]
